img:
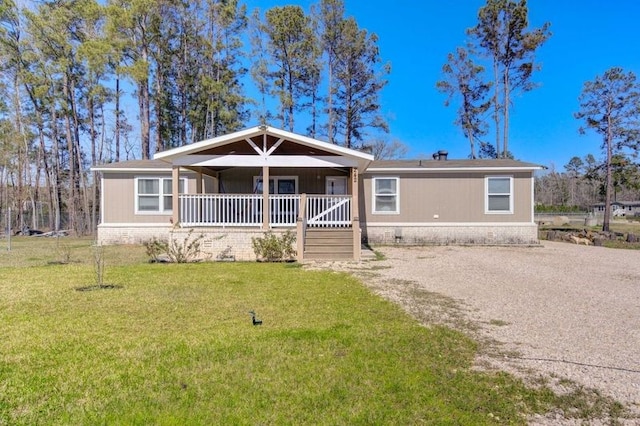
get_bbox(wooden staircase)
[303,228,354,261]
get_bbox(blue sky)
[245,0,640,170]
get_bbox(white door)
[325,176,347,195]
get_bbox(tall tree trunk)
[139,77,151,159]
[492,58,501,158]
[63,75,77,233]
[155,70,163,153]
[12,74,27,232]
[603,113,613,232]
[115,76,121,162]
[503,68,510,157]
[50,102,61,231]
[327,61,333,143]
[69,76,90,234]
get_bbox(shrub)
[143,229,206,263]
[143,238,168,262]
[251,230,296,262]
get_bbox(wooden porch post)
[262,165,270,230]
[196,170,203,194]
[296,193,307,262]
[172,166,180,225]
[350,167,360,261]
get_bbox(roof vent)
[437,150,448,161]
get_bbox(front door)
[325,176,347,195]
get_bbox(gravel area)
[310,241,640,424]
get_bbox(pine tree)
[437,47,491,159]
[332,17,389,148]
[575,67,640,232]
[467,0,550,157]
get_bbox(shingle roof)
[92,159,171,171]
[93,157,542,172]
[368,158,542,170]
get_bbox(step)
[304,252,355,261]
[303,228,355,260]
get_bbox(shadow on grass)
[75,284,123,292]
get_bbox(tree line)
[437,0,640,231]
[0,0,389,235]
[535,154,640,211]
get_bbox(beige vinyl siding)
[101,172,198,224]
[360,171,533,224]
[102,168,351,224]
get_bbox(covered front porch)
[178,193,352,228]
[155,126,373,261]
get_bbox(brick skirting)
[364,224,539,245]
[97,225,296,261]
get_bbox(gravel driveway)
[321,241,640,423]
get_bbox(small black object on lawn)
[248,310,263,326]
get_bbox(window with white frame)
[372,177,399,214]
[485,176,513,213]
[135,177,185,214]
[252,176,298,194]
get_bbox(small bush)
[93,243,106,287]
[55,237,72,264]
[252,230,296,262]
[143,229,206,263]
[144,238,168,262]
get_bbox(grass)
[0,237,624,424]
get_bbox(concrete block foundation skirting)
[97,225,295,261]
[364,224,539,245]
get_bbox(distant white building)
[592,201,640,217]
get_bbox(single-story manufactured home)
[592,201,640,217]
[93,126,542,261]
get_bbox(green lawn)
[0,238,581,424]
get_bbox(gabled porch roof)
[153,125,374,172]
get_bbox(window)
[485,176,513,214]
[372,177,399,214]
[253,176,297,194]
[135,177,185,214]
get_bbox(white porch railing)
[178,194,351,228]
[180,194,262,227]
[306,195,352,227]
[269,195,301,227]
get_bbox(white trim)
[93,167,192,172]
[100,174,105,225]
[365,222,537,227]
[366,166,541,172]
[265,138,285,155]
[98,223,174,228]
[372,176,400,215]
[98,222,538,228]
[485,176,514,214]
